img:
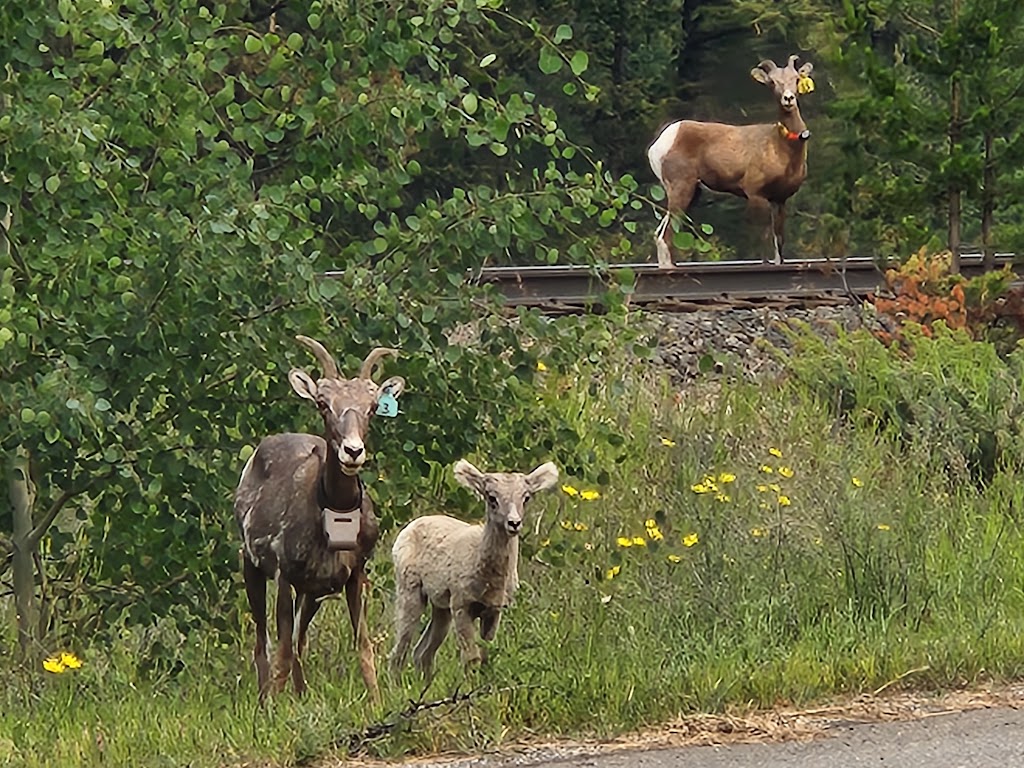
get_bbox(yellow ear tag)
[798,75,815,95]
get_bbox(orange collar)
[778,123,811,142]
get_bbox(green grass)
[6,326,1024,767]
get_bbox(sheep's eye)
[486,493,498,506]
[523,493,532,504]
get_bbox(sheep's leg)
[294,593,321,658]
[389,585,426,674]
[243,557,272,701]
[452,606,483,668]
[657,159,699,268]
[770,202,785,264]
[654,212,673,267]
[479,608,503,664]
[413,605,452,682]
[290,591,320,695]
[272,573,295,694]
[746,196,774,263]
[346,572,380,703]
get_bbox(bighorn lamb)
[647,54,815,266]
[234,336,405,702]
[389,459,559,679]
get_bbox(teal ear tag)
[376,387,399,418]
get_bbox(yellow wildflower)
[667,554,682,563]
[645,519,664,541]
[682,532,699,547]
[715,493,730,503]
[877,523,891,531]
[541,538,551,547]
[560,520,573,530]
[691,483,712,494]
[573,522,588,532]
[769,447,783,458]
[580,489,600,501]
[561,484,579,497]
[536,361,548,372]
[778,495,792,506]
[605,565,621,580]
[751,527,766,537]
[768,483,781,493]
[852,476,864,488]
[778,466,794,479]
[42,657,65,674]
[756,484,769,493]
[59,652,82,670]
[759,465,773,473]
[660,437,677,447]
[718,472,736,483]
[632,536,647,547]
[617,536,633,548]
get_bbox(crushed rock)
[646,304,885,384]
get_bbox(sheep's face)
[454,460,560,537]
[751,56,814,114]
[288,372,406,476]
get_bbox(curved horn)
[360,347,399,381]
[295,335,339,379]
[787,54,801,71]
[757,59,778,74]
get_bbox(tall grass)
[5,324,1024,767]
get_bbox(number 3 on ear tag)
[376,387,399,418]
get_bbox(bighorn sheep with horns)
[647,54,815,266]
[234,337,405,702]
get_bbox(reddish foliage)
[870,249,1024,349]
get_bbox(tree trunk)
[981,129,995,270]
[948,0,962,274]
[9,448,36,659]
[675,0,697,83]
[611,0,627,85]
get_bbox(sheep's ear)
[378,375,406,398]
[751,60,776,85]
[288,369,318,401]
[454,459,487,496]
[798,61,814,77]
[526,462,559,493]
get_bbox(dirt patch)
[338,682,1024,768]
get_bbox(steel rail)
[474,254,1017,309]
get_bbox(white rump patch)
[647,122,682,183]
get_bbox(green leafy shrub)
[782,322,1024,484]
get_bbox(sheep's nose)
[507,519,522,533]
[343,444,364,460]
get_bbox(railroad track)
[475,254,1017,313]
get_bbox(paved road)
[404,707,1024,768]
